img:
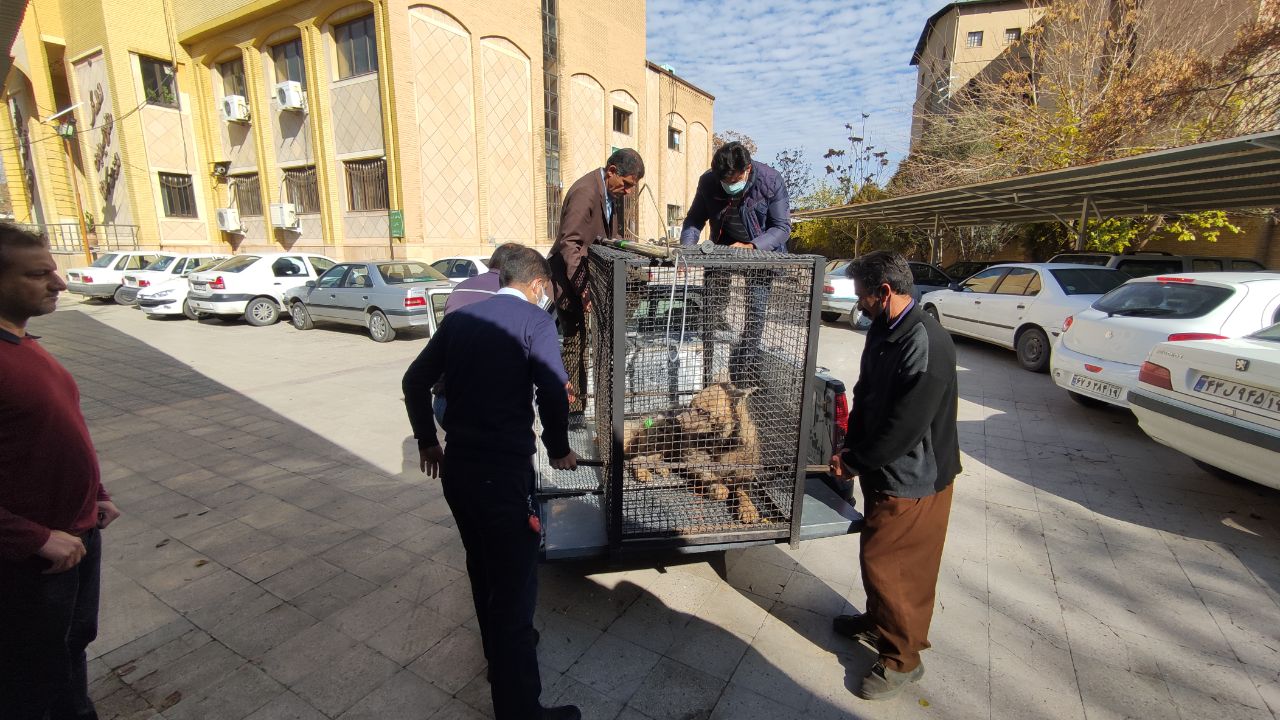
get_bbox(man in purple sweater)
[403,245,579,720]
[0,223,122,720]
[442,242,524,316]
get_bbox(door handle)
[974,300,982,305]
[1017,304,1026,309]
[361,295,369,300]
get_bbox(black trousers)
[0,528,102,720]
[442,456,541,720]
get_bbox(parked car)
[430,255,490,281]
[1052,273,1280,408]
[187,253,336,326]
[119,253,229,305]
[285,260,455,342]
[824,258,852,274]
[1048,250,1266,278]
[821,260,952,326]
[137,256,235,320]
[66,251,168,304]
[1129,323,1280,490]
[943,259,1015,282]
[920,263,1126,372]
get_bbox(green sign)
[388,209,404,238]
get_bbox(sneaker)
[832,613,881,650]
[857,660,925,701]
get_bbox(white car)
[66,251,169,304]
[920,263,1127,372]
[822,260,953,328]
[1052,273,1280,408]
[187,253,337,326]
[137,256,235,320]
[1129,324,1280,490]
[430,255,490,281]
[119,253,229,305]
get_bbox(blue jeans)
[0,528,101,720]
[433,394,447,431]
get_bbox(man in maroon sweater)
[0,223,121,720]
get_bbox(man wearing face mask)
[679,141,791,385]
[549,148,645,413]
[829,251,959,702]
[402,245,580,720]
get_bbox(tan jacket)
[548,168,621,320]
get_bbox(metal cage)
[567,243,824,549]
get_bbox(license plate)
[69,273,81,282]
[1070,373,1122,400]
[124,278,136,287]
[1194,374,1280,413]
[192,283,207,290]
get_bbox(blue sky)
[646,0,940,185]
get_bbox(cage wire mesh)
[587,244,819,542]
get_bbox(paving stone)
[337,669,450,720]
[408,625,488,694]
[567,633,662,703]
[627,658,723,720]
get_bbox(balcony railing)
[15,223,141,254]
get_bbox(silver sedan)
[285,260,455,342]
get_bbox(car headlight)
[149,289,175,298]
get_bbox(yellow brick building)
[1,0,714,262]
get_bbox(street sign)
[388,209,404,238]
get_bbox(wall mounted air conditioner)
[274,81,304,112]
[215,208,243,233]
[270,202,299,230]
[220,95,250,123]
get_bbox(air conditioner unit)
[270,202,299,230]
[215,208,243,233]
[220,95,250,123]
[275,81,304,112]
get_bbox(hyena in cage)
[623,381,764,524]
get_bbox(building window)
[668,127,682,151]
[612,107,631,135]
[283,166,320,214]
[666,204,682,227]
[231,173,262,216]
[542,0,562,241]
[219,57,246,98]
[272,39,306,85]
[335,15,379,79]
[140,56,178,108]
[1005,28,1022,44]
[158,173,197,217]
[966,31,984,48]
[345,158,389,211]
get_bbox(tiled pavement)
[31,301,1280,720]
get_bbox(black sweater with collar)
[841,304,961,498]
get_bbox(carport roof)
[794,130,1280,228]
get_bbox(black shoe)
[832,613,881,650]
[541,705,581,720]
[857,660,924,701]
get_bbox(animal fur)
[623,381,764,524]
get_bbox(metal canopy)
[795,130,1280,229]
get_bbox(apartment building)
[0,0,713,262]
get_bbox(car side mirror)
[949,282,962,292]
[305,280,317,288]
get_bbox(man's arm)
[554,182,598,299]
[528,314,572,459]
[0,505,52,561]
[402,321,449,449]
[680,177,712,246]
[841,343,948,473]
[750,181,791,252]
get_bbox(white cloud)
[646,0,938,182]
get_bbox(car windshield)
[1049,268,1126,295]
[143,256,177,271]
[828,262,850,278]
[215,255,260,273]
[1249,322,1280,342]
[193,257,229,272]
[377,262,449,284]
[1093,281,1235,319]
[89,253,119,268]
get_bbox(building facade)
[1,0,713,262]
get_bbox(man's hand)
[419,444,445,478]
[36,530,86,574]
[97,500,121,529]
[551,450,578,471]
[566,382,577,405]
[730,242,754,249]
[829,453,856,480]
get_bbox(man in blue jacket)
[679,142,791,384]
[402,245,580,720]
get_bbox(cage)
[539,243,824,552]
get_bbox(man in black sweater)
[830,251,960,701]
[403,246,580,720]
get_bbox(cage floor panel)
[535,420,604,492]
[619,484,789,538]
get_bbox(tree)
[774,147,815,209]
[822,114,890,203]
[711,130,758,156]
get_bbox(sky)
[646,0,940,186]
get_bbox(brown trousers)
[860,483,954,672]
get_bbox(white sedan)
[1052,273,1280,408]
[920,263,1126,372]
[120,253,229,305]
[137,257,234,319]
[430,255,490,281]
[188,253,337,326]
[1129,324,1280,490]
